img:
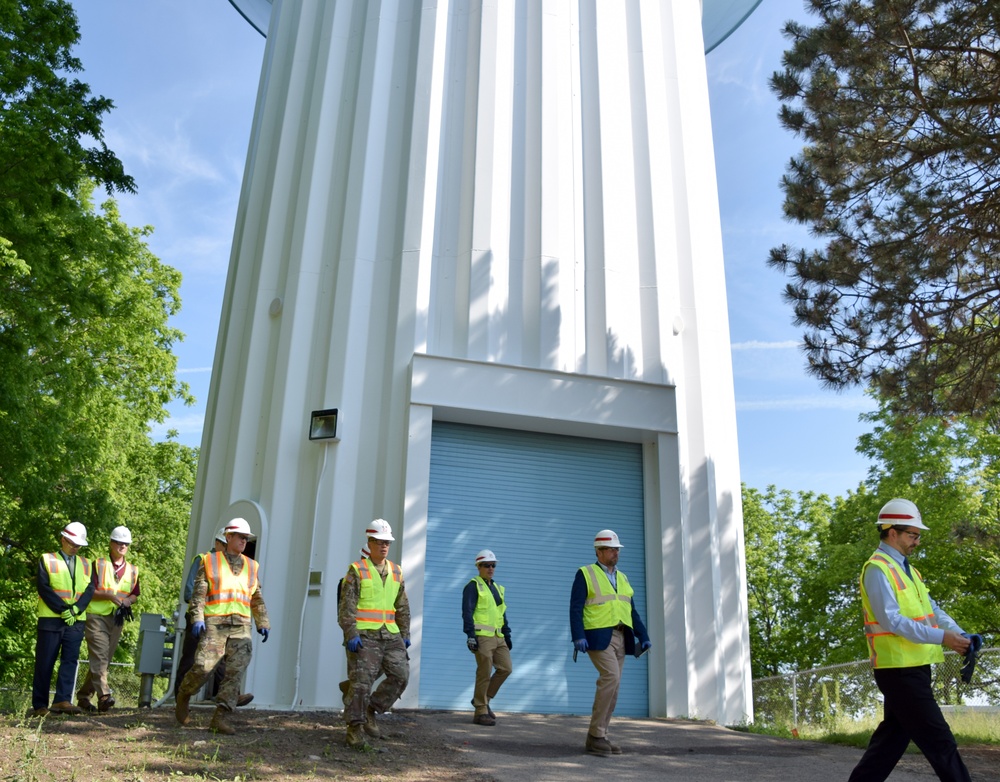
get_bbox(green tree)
[0,0,195,684]
[768,0,1000,418]
[743,485,833,677]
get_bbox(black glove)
[961,634,983,684]
[467,636,478,652]
[503,633,512,651]
[113,603,134,627]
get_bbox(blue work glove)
[258,627,270,643]
[60,609,76,626]
[642,641,652,651]
[467,636,478,652]
[573,639,588,654]
[966,633,984,653]
[347,636,363,653]
[404,638,411,648]
[191,621,206,639]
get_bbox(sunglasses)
[478,563,496,568]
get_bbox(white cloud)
[731,339,800,350]
[149,412,204,441]
[177,367,213,375]
[737,395,873,412]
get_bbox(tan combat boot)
[175,691,191,726]
[210,707,236,735]
[363,706,380,738]
[346,724,369,749]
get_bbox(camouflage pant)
[344,629,409,725]
[177,623,251,712]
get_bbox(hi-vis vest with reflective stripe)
[37,553,92,619]
[88,557,138,616]
[352,558,401,633]
[581,564,634,630]
[470,577,506,637]
[861,552,944,668]
[203,551,259,619]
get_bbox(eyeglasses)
[235,535,251,541]
[478,563,496,568]
[901,531,921,541]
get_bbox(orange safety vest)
[203,551,259,619]
[351,558,402,633]
[88,558,138,616]
[37,553,92,619]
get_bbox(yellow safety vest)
[203,551,259,619]
[37,553,92,619]
[861,552,944,669]
[470,577,506,637]
[352,558,401,633]
[581,564,634,630]
[87,558,138,616]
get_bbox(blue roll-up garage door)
[420,422,648,716]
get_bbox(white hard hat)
[877,498,930,531]
[224,517,256,540]
[62,521,88,547]
[215,527,228,544]
[360,546,370,559]
[475,549,498,565]
[366,518,395,541]
[593,529,623,548]
[110,526,132,544]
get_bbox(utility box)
[135,612,167,675]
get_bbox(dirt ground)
[2,705,998,782]
[1,706,494,782]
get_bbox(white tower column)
[194,0,752,723]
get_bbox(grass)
[736,708,1000,749]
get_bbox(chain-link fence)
[753,648,1000,730]
[0,660,170,714]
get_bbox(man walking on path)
[339,519,410,749]
[175,518,270,735]
[462,548,512,725]
[174,528,251,707]
[31,522,95,716]
[848,498,981,782]
[570,529,650,757]
[77,526,139,712]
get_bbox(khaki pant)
[78,612,124,700]
[586,627,625,738]
[473,635,512,714]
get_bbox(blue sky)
[68,0,874,499]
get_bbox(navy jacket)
[569,565,649,655]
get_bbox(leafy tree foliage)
[743,486,834,677]
[744,399,1000,678]
[0,1,195,683]
[769,0,1000,417]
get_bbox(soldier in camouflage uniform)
[175,518,271,735]
[339,519,410,749]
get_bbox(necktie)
[903,557,912,579]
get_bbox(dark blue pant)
[33,619,85,709]
[848,665,970,782]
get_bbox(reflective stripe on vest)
[581,564,634,630]
[861,552,944,668]
[37,553,92,619]
[470,577,506,636]
[353,558,401,632]
[203,551,259,618]
[88,558,138,616]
